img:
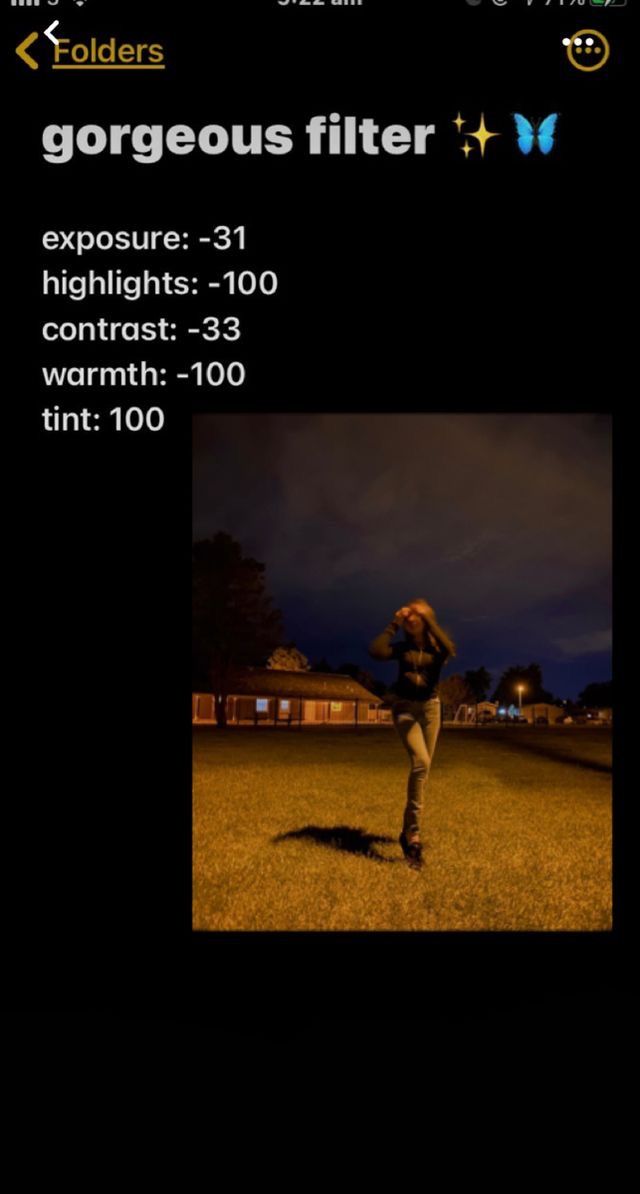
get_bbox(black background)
[9,0,630,1033]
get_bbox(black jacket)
[368,620,449,701]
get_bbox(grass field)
[192,725,612,931]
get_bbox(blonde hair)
[403,598,435,645]
[405,598,457,657]
[408,598,435,620]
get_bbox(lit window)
[256,699,269,712]
[280,700,290,711]
[331,702,343,712]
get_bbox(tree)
[267,645,310,672]
[491,663,555,708]
[438,674,474,721]
[464,667,492,722]
[310,657,335,674]
[578,680,612,709]
[193,532,284,726]
[337,662,378,694]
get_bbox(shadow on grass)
[273,824,399,864]
[494,735,612,774]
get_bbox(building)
[193,668,387,726]
[520,702,565,725]
[570,707,613,726]
[452,701,571,726]
[453,701,499,725]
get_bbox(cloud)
[193,412,612,663]
[443,530,505,563]
[552,629,612,657]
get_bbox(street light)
[517,684,524,719]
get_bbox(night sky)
[193,413,611,701]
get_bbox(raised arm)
[424,614,457,660]
[368,616,401,661]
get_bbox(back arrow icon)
[16,31,39,71]
[45,21,60,46]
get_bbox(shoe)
[407,842,423,870]
[400,832,423,870]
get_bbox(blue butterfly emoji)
[513,113,559,155]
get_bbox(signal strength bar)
[12,1,41,7]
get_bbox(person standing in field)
[369,599,456,871]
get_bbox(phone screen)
[11,0,627,1031]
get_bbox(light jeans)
[391,697,442,841]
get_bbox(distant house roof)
[521,703,563,712]
[229,668,381,703]
[457,701,498,711]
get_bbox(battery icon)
[590,1,627,8]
